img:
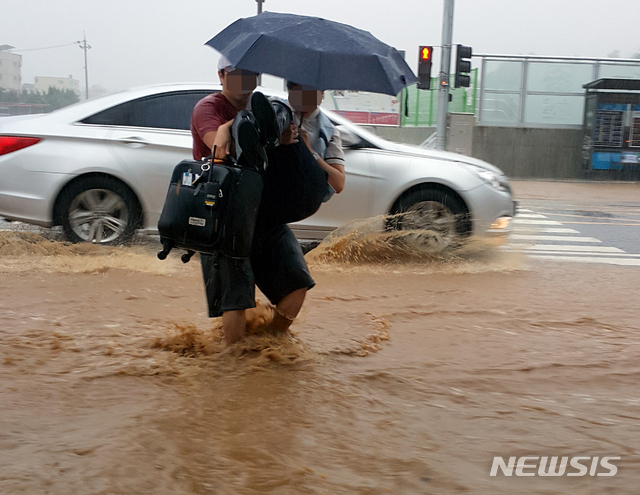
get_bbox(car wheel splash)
[398,200,458,252]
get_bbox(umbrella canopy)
[206,12,416,96]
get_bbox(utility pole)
[75,32,91,100]
[436,0,454,151]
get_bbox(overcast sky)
[3,0,639,93]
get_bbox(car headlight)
[462,163,511,193]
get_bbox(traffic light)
[454,44,472,88]
[417,46,433,90]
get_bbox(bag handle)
[202,145,216,163]
[200,144,216,182]
[202,145,246,173]
[208,145,215,181]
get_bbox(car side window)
[81,91,217,130]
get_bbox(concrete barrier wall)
[371,126,435,146]
[370,126,584,179]
[472,127,583,179]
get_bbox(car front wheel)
[58,176,142,244]
[390,188,470,251]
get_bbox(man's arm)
[192,96,235,160]
[202,120,233,160]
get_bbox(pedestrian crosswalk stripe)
[538,228,581,234]
[510,244,625,253]
[514,213,548,218]
[513,219,563,225]
[521,250,640,258]
[528,255,640,266]
[515,227,582,234]
[511,234,602,243]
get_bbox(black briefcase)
[157,153,263,263]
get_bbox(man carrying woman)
[191,57,345,345]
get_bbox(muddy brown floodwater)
[1,181,640,494]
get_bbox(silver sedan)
[0,83,515,246]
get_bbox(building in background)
[322,90,401,126]
[34,75,80,97]
[0,45,22,92]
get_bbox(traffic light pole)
[436,0,454,151]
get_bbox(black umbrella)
[206,12,416,96]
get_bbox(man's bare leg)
[271,288,307,333]
[222,309,247,345]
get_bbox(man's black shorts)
[200,223,315,318]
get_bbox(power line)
[12,42,76,53]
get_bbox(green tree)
[0,89,20,103]
[42,87,80,111]
[20,90,45,105]
[1,87,78,112]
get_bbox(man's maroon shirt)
[191,92,238,160]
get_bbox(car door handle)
[118,136,149,147]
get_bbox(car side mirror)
[336,125,362,148]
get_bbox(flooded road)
[2,181,640,494]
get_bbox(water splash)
[306,214,525,274]
[0,232,181,275]
[152,301,318,367]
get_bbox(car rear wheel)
[390,188,470,251]
[58,176,142,244]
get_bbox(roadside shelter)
[582,79,640,174]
